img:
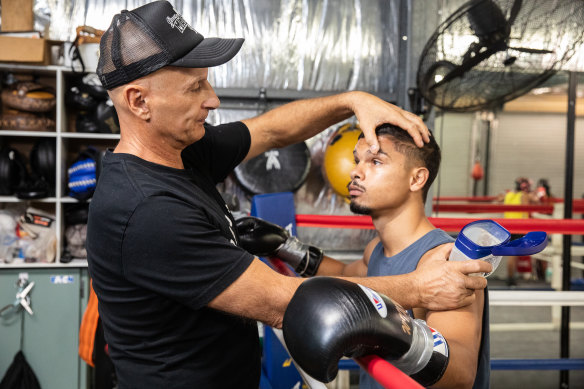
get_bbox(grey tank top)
[360,229,490,389]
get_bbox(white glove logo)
[358,284,387,318]
[430,327,449,357]
[264,150,281,171]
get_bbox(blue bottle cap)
[454,220,511,259]
[491,231,548,256]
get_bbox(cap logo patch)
[166,13,193,33]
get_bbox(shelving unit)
[0,63,120,265]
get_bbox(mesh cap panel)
[98,13,170,90]
[119,16,165,66]
[96,1,243,90]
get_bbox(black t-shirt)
[86,122,260,388]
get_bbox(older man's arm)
[241,91,429,161]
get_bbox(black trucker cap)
[96,0,244,90]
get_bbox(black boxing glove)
[282,277,449,386]
[235,216,323,276]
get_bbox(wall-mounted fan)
[417,0,584,112]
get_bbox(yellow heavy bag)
[323,123,362,198]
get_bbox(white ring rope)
[489,291,584,306]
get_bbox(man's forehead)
[164,65,207,76]
[354,137,394,156]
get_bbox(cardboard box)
[0,36,53,64]
[1,0,34,32]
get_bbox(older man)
[86,1,491,387]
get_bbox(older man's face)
[147,66,220,149]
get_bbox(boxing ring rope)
[433,196,583,205]
[432,203,584,214]
[295,214,584,235]
[433,196,498,202]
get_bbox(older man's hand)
[349,91,430,153]
[413,243,492,311]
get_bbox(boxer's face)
[148,67,220,147]
[348,136,413,216]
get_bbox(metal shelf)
[0,196,58,203]
[60,132,120,140]
[0,259,88,268]
[0,130,57,137]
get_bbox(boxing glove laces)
[235,216,323,276]
[282,277,449,386]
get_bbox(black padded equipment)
[0,147,26,195]
[234,142,310,194]
[65,203,90,225]
[78,73,108,100]
[95,101,120,134]
[76,113,100,134]
[65,85,99,110]
[30,139,56,195]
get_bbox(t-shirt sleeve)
[121,195,255,309]
[182,121,251,183]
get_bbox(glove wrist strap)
[276,237,324,277]
[275,236,305,270]
[390,319,434,375]
[300,246,324,277]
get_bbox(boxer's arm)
[315,237,378,277]
[236,216,372,277]
[240,91,429,161]
[413,246,485,388]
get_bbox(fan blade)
[508,0,523,25]
[507,46,554,54]
[467,0,508,40]
[429,46,499,90]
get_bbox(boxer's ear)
[410,167,429,193]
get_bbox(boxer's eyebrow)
[353,148,390,159]
[366,149,388,158]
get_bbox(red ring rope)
[433,196,497,202]
[356,356,423,389]
[433,203,555,214]
[295,214,584,235]
[432,203,584,214]
[434,197,583,205]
